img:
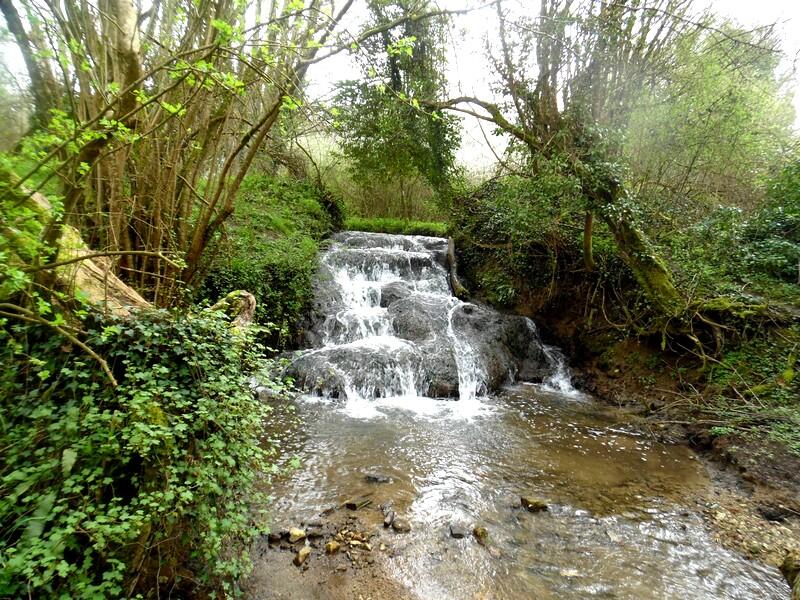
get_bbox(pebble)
[288,527,306,543]
[450,524,469,539]
[521,496,548,513]
[392,518,411,533]
[473,526,489,546]
[294,546,311,566]
[325,540,341,554]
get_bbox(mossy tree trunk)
[590,177,685,319]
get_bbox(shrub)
[0,308,279,597]
[200,175,339,347]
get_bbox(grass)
[344,216,449,237]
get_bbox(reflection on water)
[262,384,789,599]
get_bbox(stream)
[248,232,790,599]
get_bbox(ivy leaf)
[24,492,57,542]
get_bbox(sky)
[1,0,798,166]
[303,0,800,167]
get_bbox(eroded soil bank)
[245,384,794,599]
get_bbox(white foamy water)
[289,231,580,416]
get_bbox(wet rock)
[294,546,311,566]
[392,518,411,533]
[759,504,793,522]
[384,511,396,528]
[345,497,372,510]
[379,281,413,307]
[288,527,306,543]
[449,524,469,539]
[325,540,341,554]
[521,496,549,512]
[473,526,489,546]
[364,472,393,484]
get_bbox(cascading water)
[288,231,568,402]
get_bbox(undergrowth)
[344,216,449,237]
[200,175,342,348]
[703,325,800,454]
[0,308,281,597]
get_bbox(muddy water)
[257,384,789,599]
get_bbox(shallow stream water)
[254,232,789,598]
[260,385,789,599]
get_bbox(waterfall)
[288,231,575,401]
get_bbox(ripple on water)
[261,384,790,599]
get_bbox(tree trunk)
[0,0,57,128]
[594,180,684,318]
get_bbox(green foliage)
[199,175,339,347]
[0,308,280,597]
[628,25,794,216]
[663,158,800,301]
[705,325,800,455]
[335,81,459,196]
[333,0,460,206]
[344,216,448,237]
[450,171,627,306]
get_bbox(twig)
[0,304,117,387]
[23,250,183,272]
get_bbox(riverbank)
[568,335,800,589]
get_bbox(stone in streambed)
[384,511,396,528]
[473,526,489,546]
[449,524,469,539]
[294,546,311,566]
[782,550,800,598]
[345,497,372,510]
[392,518,411,533]
[364,472,393,484]
[288,527,306,543]
[521,496,548,512]
[325,540,341,554]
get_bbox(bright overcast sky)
[1,0,798,167]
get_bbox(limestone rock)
[392,518,411,533]
[294,546,311,566]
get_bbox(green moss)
[199,175,338,348]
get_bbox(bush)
[200,175,340,347]
[663,159,800,300]
[0,308,279,597]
